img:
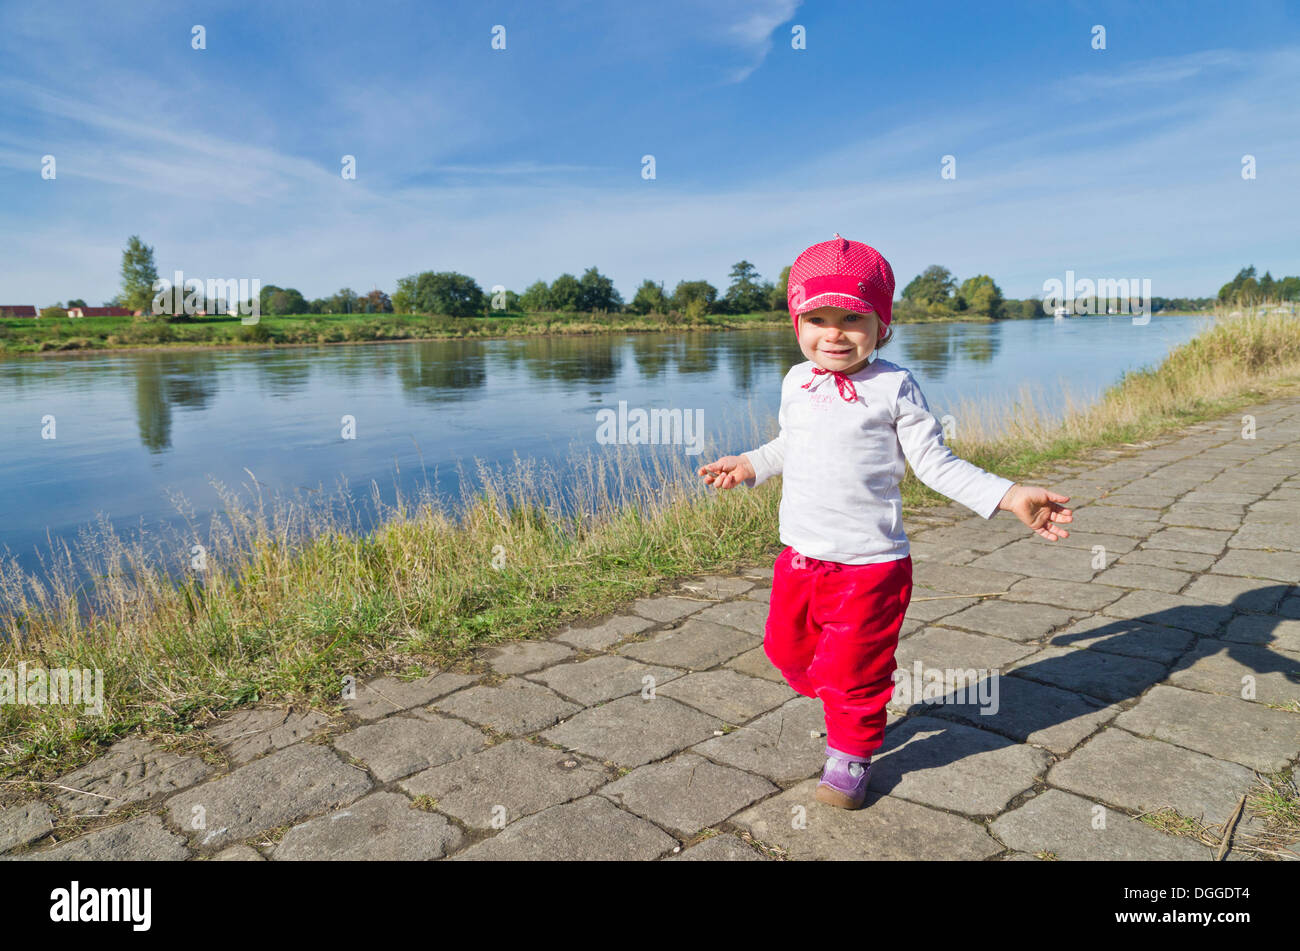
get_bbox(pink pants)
[764,546,913,759]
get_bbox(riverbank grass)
[0,309,792,354]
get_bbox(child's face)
[798,305,879,374]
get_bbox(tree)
[1219,266,1257,303]
[629,279,669,315]
[363,289,393,313]
[519,280,551,312]
[267,288,309,315]
[724,260,767,314]
[393,276,417,313]
[548,273,582,312]
[309,298,329,313]
[902,265,957,306]
[259,284,282,314]
[577,266,623,312]
[1259,271,1275,301]
[396,271,485,316]
[671,280,718,313]
[66,298,87,310]
[121,235,160,314]
[768,265,791,311]
[328,287,359,314]
[957,274,1004,318]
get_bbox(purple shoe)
[815,748,873,810]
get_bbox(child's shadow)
[870,583,1300,800]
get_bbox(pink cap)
[787,234,895,334]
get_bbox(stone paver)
[971,540,1099,581]
[1212,549,1300,583]
[1167,639,1300,707]
[526,654,684,705]
[892,625,1035,677]
[1181,573,1289,612]
[691,697,829,783]
[693,600,769,636]
[1114,684,1299,772]
[655,669,794,722]
[542,695,721,767]
[598,752,777,836]
[398,739,609,830]
[990,789,1213,860]
[211,844,265,861]
[204,707,333,766]
[431,677,580,735]
[554,613,655,650]
[1221,614,1300,653]
[0,801,55,853]
[677,576,754,599]
[617,617,757,669]
[938,599,1080,642]
[483,640,575,675]
[668,833,771,860]
[1048,615,1196,664]
[343,671,479,721]
[867,716,1052,815]
[1144,526,1233,555]
[1001,576,1128,612]
[8,814,191,861]
[630,595,706,622]
[331,711,488,782]
[730,779,1001,860]
[725,646,786,684]
[912,675,1119,755]
[1004,645,1169,704]
[1098,590,1233,636]
[450,795,677,860]
[49,736,213,817]
[272,792,462,860]
[165,743,373,851]
[21,396,1300,861]
[1048,728,1257,827]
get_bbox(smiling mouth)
[822,348,853,355]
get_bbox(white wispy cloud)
[720,0,802,83]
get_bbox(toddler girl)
[699,234,1073,809]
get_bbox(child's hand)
[997,483,1073,540]
[699,455,755,489]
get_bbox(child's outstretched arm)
[699,400,786,489]
[995,483,1073,541]
[895,371,1072,540]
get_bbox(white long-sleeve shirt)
[743,357,1015,565]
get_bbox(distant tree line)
[21,238,1286,323]
[1218,266,1300,306]
[898,265,1042,319]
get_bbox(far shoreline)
[0,309,1208,360]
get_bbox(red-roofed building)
[66,306,136,318]
[0,305,37,318]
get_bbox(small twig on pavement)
[1216,794,1248,861]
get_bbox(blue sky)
[1,0,1298,306]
